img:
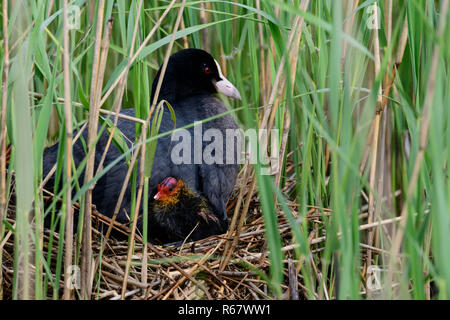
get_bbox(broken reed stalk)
[120,0,187,300]
[81,0,106,299]
[62,0,74,300]
[0,0,10,300]
[362,16,407,221]
[362,15,410,264]
[390,0,449,282]
[359,17,408,176]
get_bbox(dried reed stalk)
[62,0,74,300]
[81,0,106,299]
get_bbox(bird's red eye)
[204,66,211,74]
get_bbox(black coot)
[43,48,241,240]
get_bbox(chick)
[148,177,223,244]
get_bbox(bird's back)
[42,95,240,230]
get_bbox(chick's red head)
[154,177,182,202]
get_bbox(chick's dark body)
[42,49,241,240]
[148,181,222,243]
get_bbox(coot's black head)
[151,48,241,103]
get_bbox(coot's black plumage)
[43,48,241,241]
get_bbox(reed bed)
[1,0,449,300]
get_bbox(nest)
[1,172,333,300]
